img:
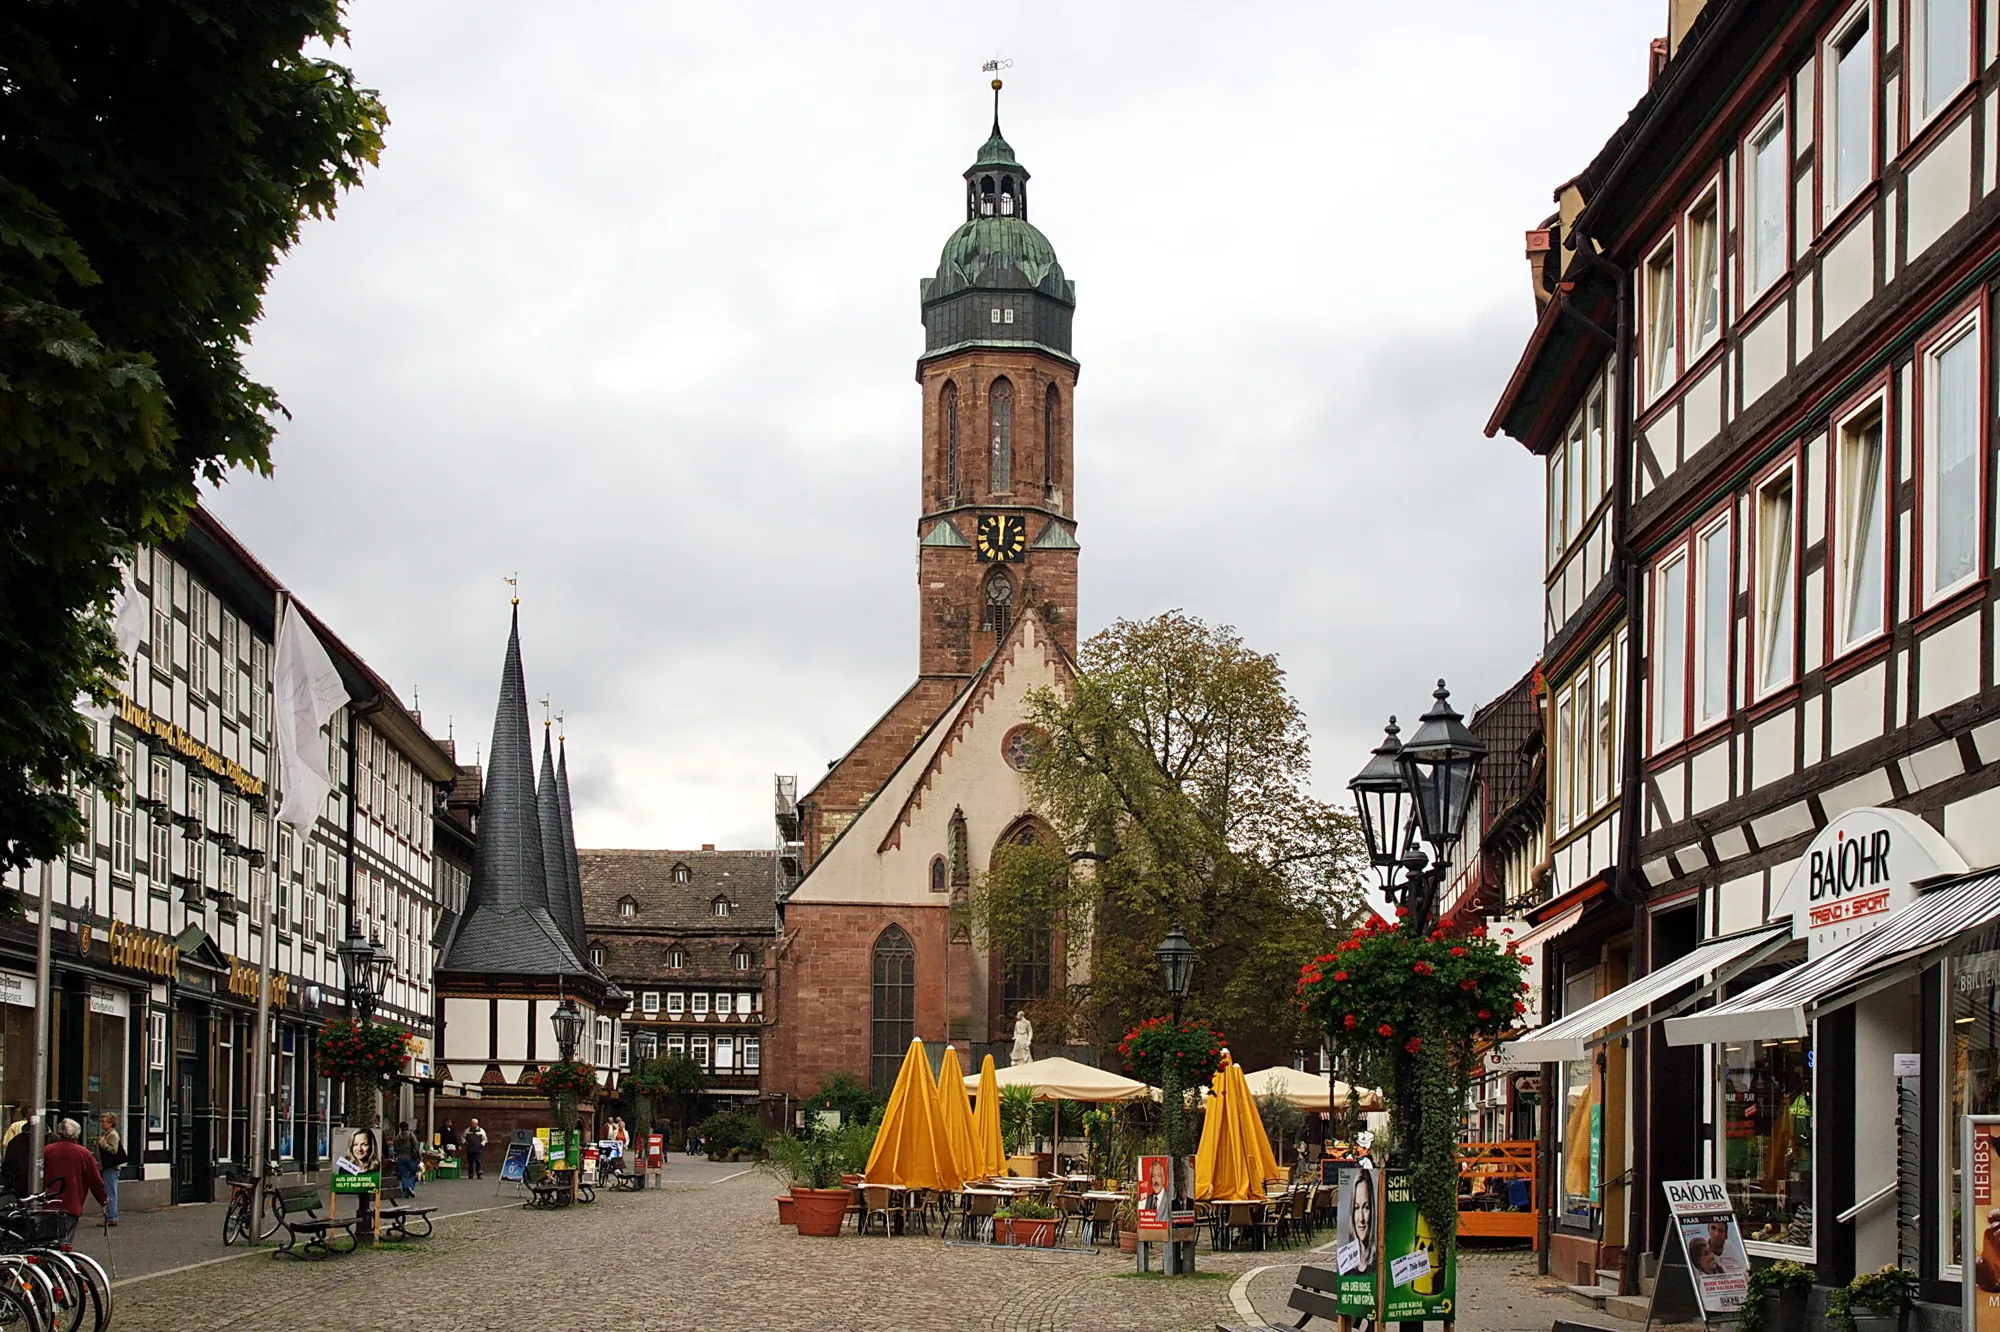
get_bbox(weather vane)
[556,710,566,742]
[505,572,519,606]
[540,695,551,728]
[982,56,1012,112]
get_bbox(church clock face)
[975,514,1027,562]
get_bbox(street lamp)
[1397,680,1486,855]
[1349,680,1486,937]
[632,1029,658,1066]
[551,996,585,1063]
[337,930,392,1022]
[1154,924,1197,1023]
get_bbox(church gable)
[788,611,1069,907]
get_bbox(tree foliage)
[971,610,1368,1070]
[0,1,387,868]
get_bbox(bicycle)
[221,1174,283,1246]
[0,1191,108,1332]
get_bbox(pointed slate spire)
[554,735,590,958]
[440,606,589,978]
[537,725,574,941]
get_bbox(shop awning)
[1501,923,1793,1064]
[1665,870,2000,1046]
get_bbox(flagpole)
[28,859,52,1196]
[247,592,286,1243]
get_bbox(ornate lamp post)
[337,930,392,1023]
[1153,923,1199,1276]
[551,996,585,1063]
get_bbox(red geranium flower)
[1334,971,1348,982]
[1513,1001,1527,1013]
[1450,946,1466,957]
[1377,1024,1393,1037]
[1344,1014,1358,1029]
[1477,1009,1491,1019]
[1405,1037,1423,1054]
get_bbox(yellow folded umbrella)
[863,1038,949,1189]
[970,1053,1006,1179]
[1229,1057,1285,1189]
[1195,1059,1240,1200]
[935,1045,975,1191]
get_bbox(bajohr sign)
[1770,807,1966,958]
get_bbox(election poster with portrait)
[1663,1178,1750,1317]
[331,1125,382,1194]
[1333,1164,1379,1318]
[1966,1117,2000,1332]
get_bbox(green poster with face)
[1380,1171,1456,1322]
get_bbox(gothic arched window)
[982,569,1013,639]
[1000,175,1016,215]
[943,382,959,500]
[871,926,916,1088]
[1044,385,1059,489]
[989,378,1013,494]
[930,855,948,893]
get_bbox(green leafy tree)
[973,611,1368,1068]
[0,1,387,869]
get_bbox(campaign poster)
[582,1145,600,1187]
[1663,1179,1749,1317]
[1966,1118,2000,1332]
[1136,1154,1170,1233]
[499,1142,531,1182]
[331,1125,382,1195]
[1333,1163,1380,1319]
[645,1134,664,1170]
[1380,1171,1455,1322]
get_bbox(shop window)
[1558,962,1602,1227]
[1947,936,2000,1273]
[1722,1035,1813,1251]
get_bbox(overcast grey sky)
[208,0,1663,851]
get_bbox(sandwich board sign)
[1660,1179,1750,1322]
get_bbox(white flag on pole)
[78,565,151,723]
[273,600,347,832]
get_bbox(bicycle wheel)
[0,1257,57,1332]
[0,1273,43,1332]
[259,1189,285,1241]
[221,1197,247,1246]
[51,1252,106,1332]
[28,1254,83,1332]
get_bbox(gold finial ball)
[992,78,1003,91]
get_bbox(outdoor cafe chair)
[859,1185,907,1236]
[962,1190,1000,1242]
[1081,1197,1117,1247]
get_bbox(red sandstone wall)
[766,901,952,1099]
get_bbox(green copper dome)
[974,124,1020,169]
[928,216,1068,301]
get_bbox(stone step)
[1604,1295,1653,1323]
[1641,1275,1657,1298]
[1596,1268,1625,1290]
[1564,1285,1609,1310]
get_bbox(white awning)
[1501,924,1792,1064]
[1666,871,2000,1046]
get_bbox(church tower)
[914,82,1080,679]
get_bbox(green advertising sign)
[1380,1171,1456,1322]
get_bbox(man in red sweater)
[43,1120,105,1241]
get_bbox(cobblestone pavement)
[113,1166,1272,1332]
[1244,1247,1625,1332]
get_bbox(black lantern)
[551,997,586,1063]
[1395,679,1486,854]
[1348,717,1411,879]
[337,930,392,1019]
[631,1029,658,1066]
[1155,924,1197,1022]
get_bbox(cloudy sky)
[210,0,1663,851]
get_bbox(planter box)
[1117,1229,1138,1254]
[790,1186,850,1238]
[775,1195,796,1226]
[1003,1218,1058,1247]
[1849,1313,1903,1332]
[1760,1290,1810,1332]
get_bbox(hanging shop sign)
[117,698,265,797]
[1769,807,1967,958]
[107,922,180,979]
[225,959,289,1007]
[1662,1179,1750,1317]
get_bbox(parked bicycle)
[221,1174,283,1247]
[0,1189,113,1332]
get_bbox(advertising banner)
[1379,1171,1455,1322]
[1333,1163,1378,1318]
[499,1142,531,1183]
[1663,1179,1750,1317]
[331,1126,382,1195]
[1966,1117,2000,1332]
[1136,1154,1171,1234]
[646,1134,664,1169]
[582,1145,599,1186]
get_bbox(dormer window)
[617,896,636,919]
[668,947,685,970]
[672,863,690,884]
[588,944,606,968]
[712,896,731,918]
[733,949,752,971]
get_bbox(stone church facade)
[768,96,1086,1098]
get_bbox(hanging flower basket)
[1295,917,1528,1059]
[1118,1016,1226,1087]
[315,1019,414,1084]
[532,1060,600,1100]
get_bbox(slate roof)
[554,738,589,950]
[579,849,777,934]
[537,728,588,953]
[438,608,590,978]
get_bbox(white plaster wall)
[442,997,489,1061]
[1741,310,1787,409]
[1821,221,1875,335]
[1850,981,1920,1270]
[495,996,528,1062]
[1830,662,1886,754]
[1683,365,1722,459]
[1908,117,1974,259]
[1919,613,1981,715]
[1752,711,1797,789]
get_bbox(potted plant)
[1741,1260,1817,1332]
[755,1132,850,1237]
[1004,1198,1060,1247]
[1828,1266,1917,1332]
[1115,1198,1139,1253]
[992,1205,1014,1243]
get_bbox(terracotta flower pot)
[1007,1218,1057,1248]
[1117,1229,1138,1254]
[775,1195,796,1226]
[790,1186,850,1237]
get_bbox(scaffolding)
[773,774,803,903]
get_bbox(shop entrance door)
[172,1057,209,1204]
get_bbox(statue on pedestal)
[1009,1011,1034,1066]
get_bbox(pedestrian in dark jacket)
[463,1120,487,1179]
[43,1120,105,1241]
[2,1122,35,1197]
[392,1122,421,1199]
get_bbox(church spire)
[966,77,1029,221]
[554,734,590,960]
[537,724,585,952]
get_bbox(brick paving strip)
[109,1166,1274,1332]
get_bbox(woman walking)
[95,1114,125,1225]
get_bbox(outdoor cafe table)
[1208,1198,1271,1252]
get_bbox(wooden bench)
[271,1186,359,1259]
[1217,1263,1342,1330]
[377,1204,437,1240]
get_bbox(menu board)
[1663,1179,1750,1318]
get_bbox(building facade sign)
[1769,808,1967,958]
[107,921,181,979]
[225,959,289,1007]
[116,697,265,798]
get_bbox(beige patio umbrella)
[1241,1066,1385,1113]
